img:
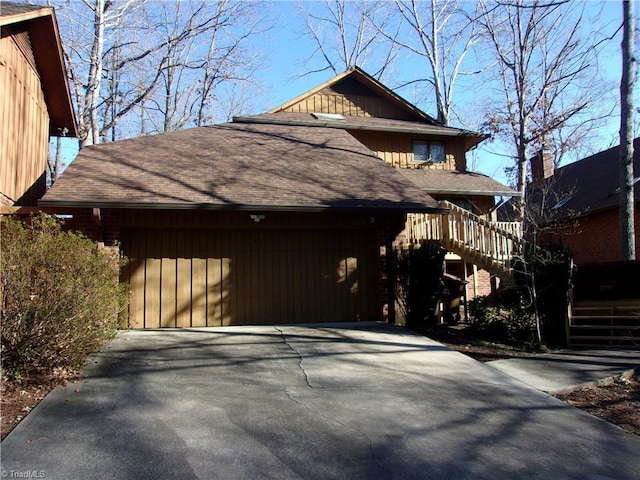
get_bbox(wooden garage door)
[121,229,380,328]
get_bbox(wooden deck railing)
[407,201,524,274]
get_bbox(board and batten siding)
[0,30,49,205]
[282,93,412,120]
[121,228,381,328]
[349,130,464,171]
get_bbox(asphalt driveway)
[2,322,639,479]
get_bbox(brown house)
[528,138,640,265]
[41,67,518,328]
[238,68,521,298]
[0,2,77,207]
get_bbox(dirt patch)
[1,368,81,441]
[553,372,640,436]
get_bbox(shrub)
[1,215,129,380]
[467,284,534,343]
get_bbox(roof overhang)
[234,114,488,151]
[427,188,523,197]
[1,4,77,137]
[38,199,447,215]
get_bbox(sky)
[53,0,635,188]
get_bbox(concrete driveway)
[2,323,639,479]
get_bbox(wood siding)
[0,30,49,206]
[283,93,413,120]
[349,130,464,171]
[276,75,469,172]
[121,227,381,328]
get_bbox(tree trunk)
[619,0,636,261]
[82,0,106,147]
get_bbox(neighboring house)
[40,67,518,328]
[526,138,640,265]
[0,2,77,208]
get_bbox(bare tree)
[46,128,68,185]
[50,0,267,146]
[297,0,399,80]
[382,0,481,126]
[192,1,267,127]
[619,0,636,260]
[59,0,139,147]
[478,0,606,221]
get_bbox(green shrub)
[1,215,129,380]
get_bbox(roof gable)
[269,67,438,124]
[1,2,77,136]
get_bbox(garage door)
[121,229,380,328]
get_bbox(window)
[413,140,446,164]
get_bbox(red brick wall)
[61,209,120,246]
[560,208,640,264]
[445,260,494,300]
[466,267,494,298]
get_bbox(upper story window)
[413,140,445,164]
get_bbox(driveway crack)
[274,326,312,388]
[282,385,390,475]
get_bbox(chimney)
[530,149,553,187]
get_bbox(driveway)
[2,323,639,479]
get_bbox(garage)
[39,122,443,328]
[121,226,380,328]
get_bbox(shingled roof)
[498,138,640,221]
[40,122,444,213]
[234,112,488,151]
[536,138,640,219]
[397,169,519,197]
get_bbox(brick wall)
[560,208,640,264]
[62,208,120,246]
[445,259,494,300]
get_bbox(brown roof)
[1,2,77,136]
[0,2,48,18]
[398,169,520,197]
[41,123,444,213]
[535,137,640,219]
[234,112,487,151]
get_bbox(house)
[0,2,77,208]
[40,67,518,328]
[527,139,640,265]
[237,68,521,299]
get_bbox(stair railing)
[407,201,524,273]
